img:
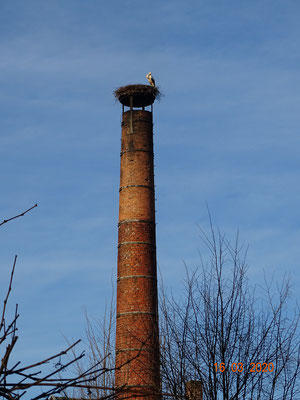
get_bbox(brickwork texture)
[115,109,160,399]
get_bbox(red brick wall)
[115,110,160,399]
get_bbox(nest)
[114,84,161,107]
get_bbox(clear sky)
[0,0,299,378]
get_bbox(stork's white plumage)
[146,72,156,87]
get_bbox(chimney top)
[114,84,160,107]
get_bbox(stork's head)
[148,72,152,76]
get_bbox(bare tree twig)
[0,204,38,227]
[0,256,17,333]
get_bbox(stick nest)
[114,84,161,107]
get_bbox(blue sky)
[0,0,300,378]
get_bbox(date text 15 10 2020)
[214,362,274,373]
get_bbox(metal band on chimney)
[118,219,155,226]
[117,275,155,281]
[117,311,156,317]
[121,149,153,156]
[118,241,155,247]
[119,184,154,192]
[116,348,156,353]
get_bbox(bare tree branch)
[159,225,300,399]
[0,204,37,227]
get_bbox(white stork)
[146,72,156,87]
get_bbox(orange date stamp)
[214,362,274,373]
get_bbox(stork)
[146,72,156,87]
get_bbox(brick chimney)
[185,381,203,400]
[114,84,161,399]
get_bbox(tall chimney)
[114,84,160,399]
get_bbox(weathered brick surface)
[115,109,160,399]
[116,313,159,349]
[119,187,155,220]
[117,245,156,276]
[118,220,155,243]
[120,151,154,187]
[185,381,203,400]
[116,349,160,385]
[117,277,157,313]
